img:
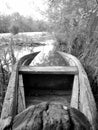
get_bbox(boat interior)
[19,66,78,108]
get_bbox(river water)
[1,39,58,71]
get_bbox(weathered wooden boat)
[0,51,97,130]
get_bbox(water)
[30,40,56,66]
[1,39,57,71]
[14,46,33,59]
[13,39,55,60]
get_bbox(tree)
[9,25,19,35]
[47,0,98,52]
[0,15,11,33]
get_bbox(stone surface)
[12,102,92,130]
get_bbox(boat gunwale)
[19,66,78,75]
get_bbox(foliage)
[9,25,19,35]
[47,0,98,47]
[0,12,49,33]
[80,38,98,94]
[0,15,11,33]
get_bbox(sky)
[0,0,49,20]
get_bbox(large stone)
[12,102,92,130]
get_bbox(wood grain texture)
[71,75,79,109]
[19,66,78,75]
[18,75,26,113]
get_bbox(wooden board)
[25,90,71,107]
[19,66,78,75]
[18,75,26,113]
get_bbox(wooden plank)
[25,90,71,107]
[19,66,78,75]
[71,75,79,109]
[18,75,26,113]
[0,62,18,130]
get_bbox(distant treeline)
[0,12,49,34]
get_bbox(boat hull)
[0,51,97,130]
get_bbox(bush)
[53,32,69,52]
[71,34,87,58]
[9,25,19,35]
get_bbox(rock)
[12,102,92,130]
[42,102,70,130]
[69,107,92,130]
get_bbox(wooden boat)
[0,51,97,130]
